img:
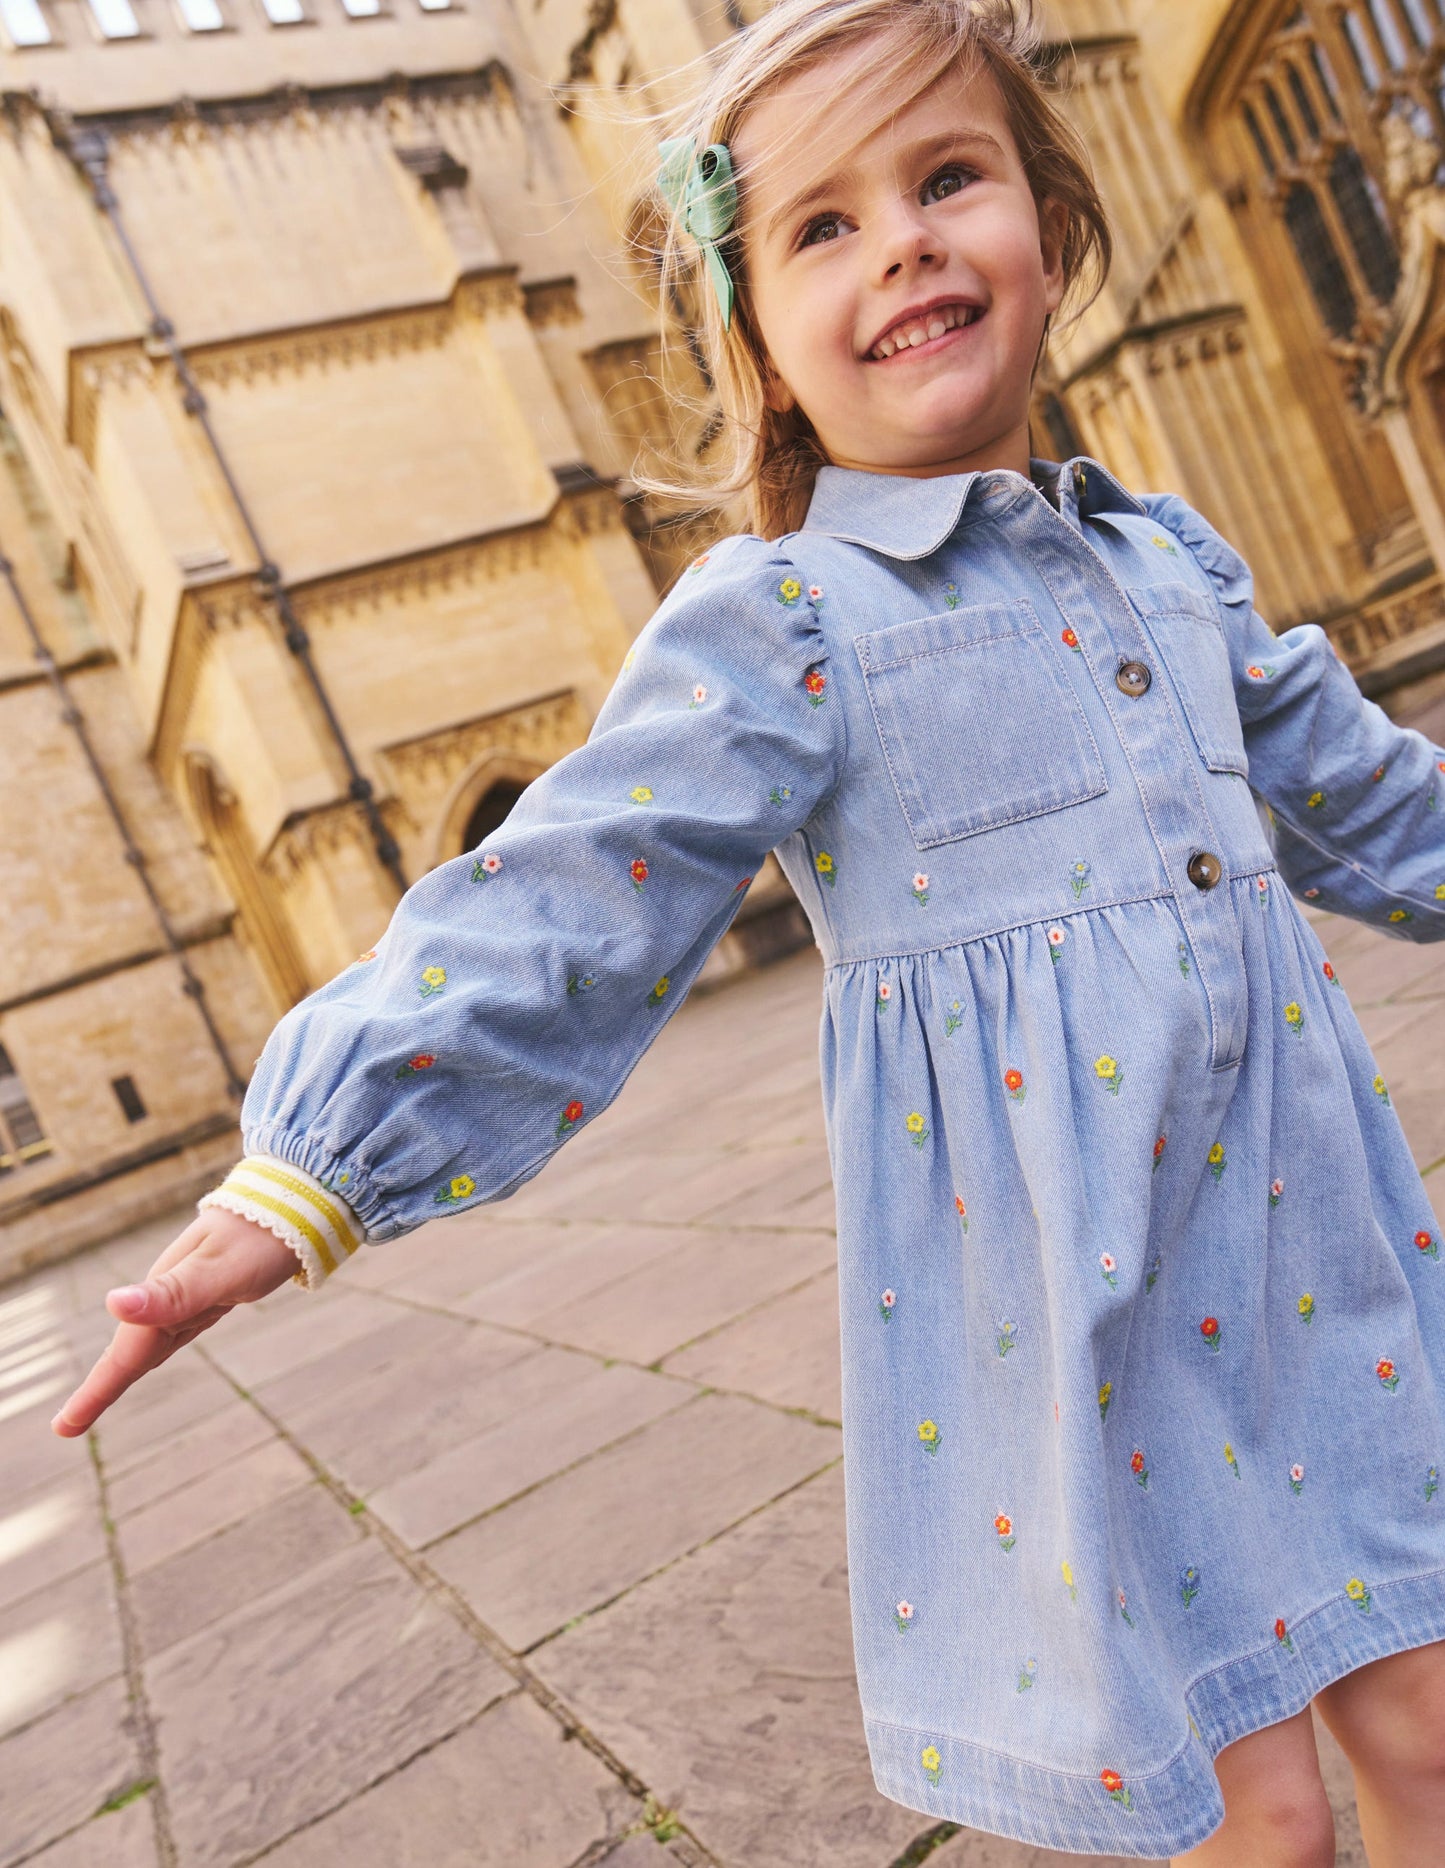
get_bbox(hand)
[51,1209,302,1438]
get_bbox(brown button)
[1116,660,1151,697]
[1187,851,1223,891]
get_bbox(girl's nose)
[875,209,944,284]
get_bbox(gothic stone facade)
[2,0,1444,1274]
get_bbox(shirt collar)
[798,456,1145,558]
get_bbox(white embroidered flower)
[881,1288,896,1309]
[692,684,708,704]
[913,873,929,892]
[481,853,503,874]
[877,982,892,1002]
[1100,1253,1116,1273]
[1271,1179,1285,1197]
[1048,926,1065,946]
[896,1599,914,1620]
[1290,1463,1305,1483]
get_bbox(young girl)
[53,2,1445,1861]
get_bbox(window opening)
[1343,10,1382,90]
[463,780,528,854]
[259,0,305,21]
[111,1075,148,1124]
[340,0,381,13]
[89,0,140,34]
[1329,143,1402,302]
[1264,83,1300,160]
[1399,0,1433,45]
[1309,43,1345,117]
[1367,0,1410,67]
[177,0,224,25]
[1284,183,1359,337]
[1244,102,1277,174]
[0,0,50,44]
[1286,63,1323,141]
[0,1044,50,1173]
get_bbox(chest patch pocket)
[1127,581,1249,779]
[854,599,1108,851]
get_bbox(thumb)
[105,1268,223,1330]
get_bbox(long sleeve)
[1145,493,1445,940]
[225,536,846,1272]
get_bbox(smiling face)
[734,38,1066,481]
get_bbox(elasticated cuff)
[199,1155,365,1290]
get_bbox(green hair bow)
[657,137,739,330]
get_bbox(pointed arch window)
[0,1044,51,1174]
[1284,185,1359,337]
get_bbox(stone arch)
[180,750,311,1012]
[432,750,549,869]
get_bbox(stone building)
[2,0,1444,1275]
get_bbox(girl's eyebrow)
[759,127,1006,244]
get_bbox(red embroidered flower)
[1153,1135,1167,1159]
[1323,961,1335,981]
[1377,1357,1395,1380]
[1416,1231,1433,1250]
[1061,628,1079,649]
[1004,1069,1023,1092]
[955,1195,966,1218]
[1246,664,1265,678]
[1373,765,1386,783]
[564,1100,584,1123]
[1201,1316,1219,1339]
[735,875,753,892]
[1100,1769,1123,1794]
[630,858,649,885]
[993,1513,1012,1537]
[804,669,827,696]
[408,1054,436,1071]
[1130,1449,1145,1475]
[1274,1617,1287,1640]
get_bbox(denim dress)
[240,458,1445,1858]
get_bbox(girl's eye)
[922,164,977,204]
[799,211,846,248]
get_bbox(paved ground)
[4,904,1443,1868]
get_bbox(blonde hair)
[638,0,1112,540]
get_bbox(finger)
[51,1318,181,1437]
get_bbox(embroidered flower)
[1256,874,1269,901]
[1416,1229,1439,1260]
[906,1111,929,1148]
[815,851,837,887]
[629,785,653,804]
[879,1288,897,1321]
[1437,883,1445,900]
[647,976,671,1006]
[1061,627,1081,652]
[1284,1001,1303,1035]
[1201,1315,1222,1352]
[419,965,447,998]
[777,577,802,606]
[1289,1461,1305,1495]
[1374,1074,1391,1104]
[921,1745,942,1786]
[876,980,892,1012]
[1323,960,1340,987]
[1152,534,1180,557]
[687,552,710,574]
[395,1053,437,1078]
[1428,1465,1439,1501]
[1062,1559,1076,1601]
[1070,859,1092,899]
[1246,663,1276,680]
[1208,1141,1227,1181]
[997,1318,1018,1358]
[1100,1768,1134,1812]
[1117,1588,1135,1627]
[769,784,792,807]
[621,648,637,675]
[1100,1252,1119,1290]
[1130,1446,1148,1489]
[954,1194,968,1231]
[1346,1576,1373,1614]
[1224,1441,1241,1480]
[807,583,824,602]
[1047,925,1066,962]
[1180,1564,1200,1608]
[1095,1054,1122,1094]
[1178,939,1191,975]
[1098,1379,1112,1423]
[944,1000,965,1037]
[734,875,752,893]
[1017,1657,1038,1691]
[690,683,708,708]
[1307,789,1326,810]
[1153,1135,1167,1173]
[1377,1356,1399,1391]
[567,972,598,996]
[1270,1177,1285,1208]
[1304,886,1321,899]
[911,872,930,907]
[1275,1617,1294,1654]
[434,1173,476,1205]
[943,580,961,608]
[1004,1068,1026,1103]
[471,852,504,882]
[356,949,378,963]
[630,856,649,892]
[556,1099,584,1137]
[917,1418,940,1455]
[803,666,827,706]
[1298,1291,1315,1324]
[894,1598,914,1631]
[1372,764,1386,783]
[1146,1251,1162,1291]
[1388,906,1414,923]
[993,1511,1015,1551]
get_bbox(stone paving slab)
[3,924,1439,1864]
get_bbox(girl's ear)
[1040,197,1069,314]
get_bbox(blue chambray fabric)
[242,458,1445,1858]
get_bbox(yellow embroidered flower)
[630,785,653,804]
[1208,1142,1225,1165]
[816,852,834,874]
[1099,1381,1112,1408]
[422,966,445,987]
[1298,1292,1314,1318]
[1346,1577,1366,1601]
[779,576,802,602]
[1389,908,1408,922]
[1307,790,1324,808]
[1436,884,1445,900]
[1095,1055,1117,1080]
[647,976,671,1006]
[1061,1559,1076,1599]
[906,1112,926,1134]
[450,1175,475,1200]
[917,1419,938,1443]
[921,1745,940,1770]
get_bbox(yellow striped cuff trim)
[221,1183,339,1281]
[242,1160,361,1260]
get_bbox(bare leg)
[1171,1704,1335,1867]
[1315,1638,1445,1868]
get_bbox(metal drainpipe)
[60,124,409,899]
[0,550,248,1100]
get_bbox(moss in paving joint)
[348,1498,367,1515]
[94,1777,156,1816]
[886,1822,962,1867]
[642,1794,684,1842]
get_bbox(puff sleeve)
[1144,493,1445,941]
[216,537,846,1275]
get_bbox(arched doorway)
[462,778,529,852]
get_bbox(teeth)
[927,320,946,339]
[870,304,979,360]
